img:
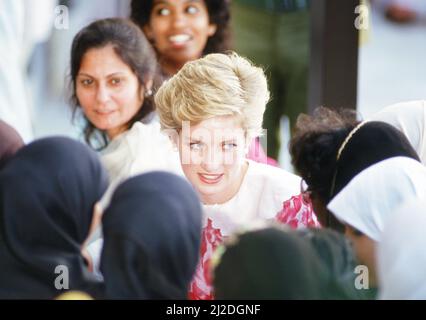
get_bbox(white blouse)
[189,160,305,300]
[99,121,183,206]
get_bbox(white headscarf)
[370,100,426,165]
[327,156,426,241]
[378,199,426,300]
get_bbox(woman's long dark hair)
[70,18,159,149]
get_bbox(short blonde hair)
[155,52,270,139]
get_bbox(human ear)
[208,23,217,37]
[170,130,180,152]
[141,78,154,99]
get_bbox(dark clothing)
[232,1,310,159]
[214,227,329,299]
[0,137,108,299]
[101,171,202,299]
[298,228,375,299]
[234,0,310,12]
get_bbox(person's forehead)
[153,0,203,6]
[181,121,245,143]
[78,46,133,74]
[185,117,243,135]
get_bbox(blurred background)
[0,0,425,171]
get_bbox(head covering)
[298,228,371,299]
[101,171,202,299]
[370,100,426,165]
[0,119,24,169]
[328,157,426,241]
[213,226,328,299]
[378,199,426,300]
[0,137,108,299]
[330,121,420,198]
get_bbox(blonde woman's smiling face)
[178,115,249,205]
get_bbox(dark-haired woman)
[70,18,182,200]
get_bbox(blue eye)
[190,142,203,151]
[186,5,199,14]
[223,143,237,151]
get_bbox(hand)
[81,202,103,272]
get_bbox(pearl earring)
[144,89,153,98]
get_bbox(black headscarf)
[213,226,329,300]
[100,171,202,299]
[331,121,420,198]
[0,120,24,169]
[0,137,108,299]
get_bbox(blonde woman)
[156,52,319,299]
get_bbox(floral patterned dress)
[188,161,320,300]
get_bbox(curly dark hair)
[289,107,359,231]
[290,107,359,204]
[70,18,159,150]
[130,0,232,55]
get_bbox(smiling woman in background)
[130,0,230,77]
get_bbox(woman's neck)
[106,123,131,141]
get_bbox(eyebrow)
[77,72,126,78]
[77,73,93,78]
[187,138,203,143]
[152,0,167,5]
[185,138,238,145]
[153,0,201,5]
[222,139,237,144]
